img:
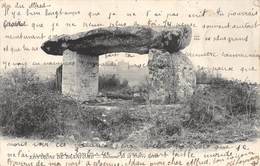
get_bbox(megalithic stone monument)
[41,26,195,103]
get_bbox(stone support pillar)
[148,49,196,104]
[62,49,99,101]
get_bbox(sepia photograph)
[0,0,259,165]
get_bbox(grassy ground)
[0,68,259,148]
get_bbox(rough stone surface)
[41,26,192,56]
[56,65,62,92]
[62,49,99,101]
[148,49,196,104]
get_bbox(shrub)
[0,67,77,138]
[196,67,221,84]
[188,76,257,128]
[99,74,129,91]
[98,74,133,99]
[210,78,257,115]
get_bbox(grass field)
[0,68,259,148]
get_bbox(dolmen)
[41,26,196,104]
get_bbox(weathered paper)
[0,0,259,165]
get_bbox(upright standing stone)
[148,49,196,104]
[56,65,62,92]
[62,49,99,101]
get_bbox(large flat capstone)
[41,26,192,56]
